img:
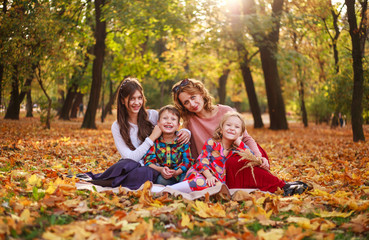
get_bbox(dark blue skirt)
[85,159,160,190]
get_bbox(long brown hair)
[171,78,214,126]
[117,77,154,150]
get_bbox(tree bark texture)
[245,0,288,130]
[82,0,106,129]
[101,85,118,121]
[36,66,51,129]
[345,0,366,142]
[217,69,230,105]
[26,90,33,117]
[239,61,264,128]
[0,65,3,107]
[229,0,264,128]
[4,66,20,119]
[0,0,7,107]
[71,92,83,118]
[59,84,77,120]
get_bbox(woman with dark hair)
[172,78,308,196]
[84,78,190,190]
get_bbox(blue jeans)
[155,174,186,186]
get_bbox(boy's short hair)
[158,105,181,123]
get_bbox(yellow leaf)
[181,213,194,230]
[257,228,284,240]
[309,189,330,197]
[42,231,63,240]
[28,174,42,187]
[287,216,311,229]
[121,220,139,232]
[193,201,226,218]
[20,209,33,224]
[314,210,354,218]
[46,183,57,195]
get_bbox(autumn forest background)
[1,0,369,239]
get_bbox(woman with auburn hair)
[172,78,308,195]
[83,78,191,190]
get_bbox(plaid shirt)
[144,135,193,180]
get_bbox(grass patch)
[13,213,74,240]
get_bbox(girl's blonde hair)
[213,112,246,141]
[171,78,214,126]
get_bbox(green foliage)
[307,89,332,124]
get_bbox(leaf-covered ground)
[1,115,369,239]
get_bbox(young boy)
[144,105,193,186]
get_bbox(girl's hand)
[260,157,270,170]
[177,130,190,144]
[205,175,218,187]
[149,125,162,142]
[161,166,175,179]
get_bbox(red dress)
[225,144,286,192]
[184,138,249,191]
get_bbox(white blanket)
[75,181,264,201]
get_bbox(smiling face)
[123,90,143,116]
[221,116,243,141]
[178,92,205,114]
[157,110,180,135]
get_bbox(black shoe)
[66,173,92,181]
[283,181,308,196]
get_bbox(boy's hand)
[205,175,218,187]
[161,167,175,179]
[177,130,190,144]
[173,169,183,177]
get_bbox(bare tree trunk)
[26,90,33,117]
[71,92,83,118]
[239,61,264,128]
[59,84,77,120]
[82,0,106,129]
[292,32,308,127]
[36,66,51,129]
[298,76,308,127]
[0,0,7,108]
[323,2,342,74]
[4,66,20,120]
[217,68,230,105]
[0,65,3,108]
[345,0,366,142]
[244,0,288,130]
[108,79,113,114]
[229,0,264,128]
[102,85,118,121]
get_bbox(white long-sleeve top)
[112,110,158,166]
[111,109,190,166]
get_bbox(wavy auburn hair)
[213,111,246,142]
[117,77,154,150]
[171,78,214,126]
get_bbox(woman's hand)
[177,130,190,144]
[234,136,242,146]
[260,157,270,170]
[149,125,162,142]
[205,175,218,187]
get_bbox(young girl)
[184,112,251,191]
[84,78,190,190]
